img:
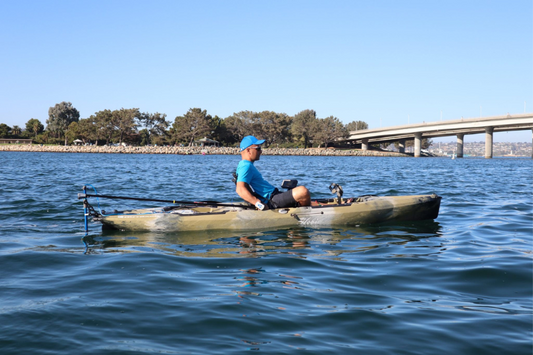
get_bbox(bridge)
[344,113,533,158]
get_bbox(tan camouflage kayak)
[91,194,442,232]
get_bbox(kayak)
[87,194,442,232]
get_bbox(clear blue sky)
[1,0,531,142]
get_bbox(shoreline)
[0,144,411,157]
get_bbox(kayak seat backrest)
[232,170,263,202]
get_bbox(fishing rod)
[78,185,255,234]
[78,192,255,209]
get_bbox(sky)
[1,0,531,142]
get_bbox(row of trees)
[0,101,433,149]
[1,119,44,139]
[1,102,374,148]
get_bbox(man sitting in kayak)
[236,135,311,210]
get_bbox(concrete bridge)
[345,113,533,158]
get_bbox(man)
[235,135,311,210]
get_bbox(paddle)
[78,192,255,209]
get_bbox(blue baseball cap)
[240,135,265,151]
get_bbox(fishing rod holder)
[79,186,103,234]
[81,186,89,233]
[329,183,343,204]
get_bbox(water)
[0,152,531,354]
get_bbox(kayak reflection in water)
[235,135,312,210]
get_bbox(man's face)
[247,145,262,161]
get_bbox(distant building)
[0,138,32,145]
[194,137,219,147]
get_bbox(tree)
[214,116,240,146]
[170,108,213,146]
[34,131,51,144]
[139,129,150,146]
[422,138,433,149]
[92,109,114,144]
[208,115,225,143]
[111,108,141,144]
[139,112,168,145]
[25,118,44,137]
[313,116,348,148]
[0,124,11,138]
[291,109,317,148]
[11,125,22,136]
[65,121,79,144]
[75,118,97,143]
[219,111,291,147]
[223,111,256,141]
[345,120,368,131]
[46,102,80,145]
[257,111,291,147]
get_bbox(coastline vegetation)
[1,101,432,150]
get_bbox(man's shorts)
[269,189,297,209]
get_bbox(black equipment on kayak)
[281,179,298,190]
[329,183,343,204]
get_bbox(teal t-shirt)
[236,160,276,203]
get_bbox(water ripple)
[0,153,531,354]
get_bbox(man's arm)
[236,181,263,207]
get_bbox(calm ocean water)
[0,152,531,354]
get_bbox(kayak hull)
[96,194,442,232]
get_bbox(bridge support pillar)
[414,133,422,158]
[361,139,369,151]
[485,127,494,159]
[456,134,464,158]
[398,139,405,153]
